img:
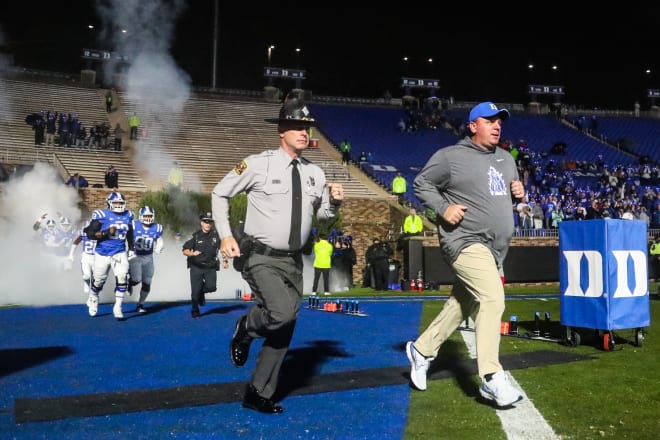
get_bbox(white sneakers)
[406,341,434,391]
[480,371,523,407]
[324,292,331,296]
[113,300,124,320]
[86,294,98,317]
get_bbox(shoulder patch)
[234,160,248,175]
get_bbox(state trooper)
[211,97,344,414]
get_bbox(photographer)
[182,212,228,318]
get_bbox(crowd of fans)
[27,110,118,150]
[392,102,660,235]
[503,142,660,235]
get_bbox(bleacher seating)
[444,109,640,166]
[309,103,462,207]
[0,77,145,190]
[118,94,378,196]
[594,116,660,163]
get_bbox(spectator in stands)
[574,204,587,221]
[652,205,660,229]
[113,123,124,151]
[551,204,565,228]
[89,122,102,149]
[516,196,533,232]
[105,89,114,113]
[358,151,367,165]
[33,115,45,146]
[634,101,641,118]
[105,165,119,189]
[76,123,87,147]
[366,151,374,163]
[406,101,525,407]
[638,206,650,227]
[311,233,333,295]
[586,199,601,220]
[100,122,111,149]
[45,111,57,146]
[66,172,89,189]
[531,200,544,232]
[339,138,352,166]
[129,112,140,140]
[58,113,71,147]
[543,195,557,228]
[70,114,81,148]
[391,172,407,205]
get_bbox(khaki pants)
[414,243,505,377]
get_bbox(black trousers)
[371,258,390,290]
[189,265,217,312]
[312,267,330,293]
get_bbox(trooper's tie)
[288,160,302,249]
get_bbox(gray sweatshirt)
[414,136,519,268]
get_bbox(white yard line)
[460,319,560,440]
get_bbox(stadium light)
[267,45,275,67]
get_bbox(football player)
[83,192,134,320]
[128,206,164,313]
[69,221,97,309]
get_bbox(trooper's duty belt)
[251,240,299,258]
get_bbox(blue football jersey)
[132,221,164,256]
[77,228,97,255]
[91,209,134,256]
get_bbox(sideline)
[460,318,560,440]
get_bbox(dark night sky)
[1,1,658,110]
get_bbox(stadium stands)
[117,93,379,196]
[0,77,145,190]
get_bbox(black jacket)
[183,228,221,269]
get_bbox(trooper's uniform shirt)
[212,147,338,250]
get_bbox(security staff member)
[181,212,227,318]
[211,97,344,414]
[398,207,424,250]
[365,237,392,290]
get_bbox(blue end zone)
[0,300,424,439]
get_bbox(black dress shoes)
[191,309,201,318]
[242,384,283,414]
[230,315,252,367]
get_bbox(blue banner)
[559,219,650,330]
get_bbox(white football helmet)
[107,192,126,213]
[46,219,56,231]
[139,206,155,225]
[59,217,72,232]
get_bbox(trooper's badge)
[234,160,248,175]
